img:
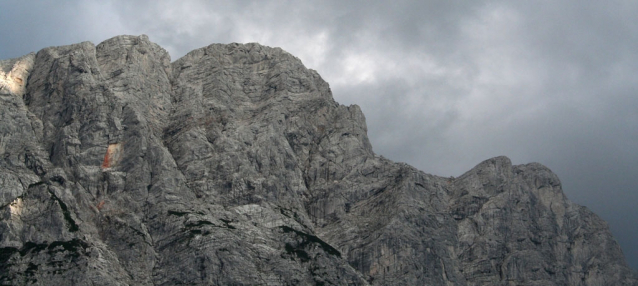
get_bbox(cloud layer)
[1,0,636,269]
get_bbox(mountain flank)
[0,35,635,285]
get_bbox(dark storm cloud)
[1,0,636,269]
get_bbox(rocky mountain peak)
[0,35,635,285]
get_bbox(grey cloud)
[0,1,127,58]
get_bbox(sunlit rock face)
[0,35,635,285]
[0,53,33,96]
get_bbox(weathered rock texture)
[0,35,635,285]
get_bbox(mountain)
[0,35,635,285]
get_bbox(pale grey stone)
[0,35,634,285]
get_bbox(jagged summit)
[0,35,635,285]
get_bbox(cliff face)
[0,35,635,285]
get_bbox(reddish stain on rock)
[101,143,122,169]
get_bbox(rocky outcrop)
[0,35,635,285]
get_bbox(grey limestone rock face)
[0,35,635,285]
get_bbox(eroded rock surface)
[0,35,635,285]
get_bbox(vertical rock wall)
[0,35,635,285]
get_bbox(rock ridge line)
[0,34,635,285]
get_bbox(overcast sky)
[1,0,636,269]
